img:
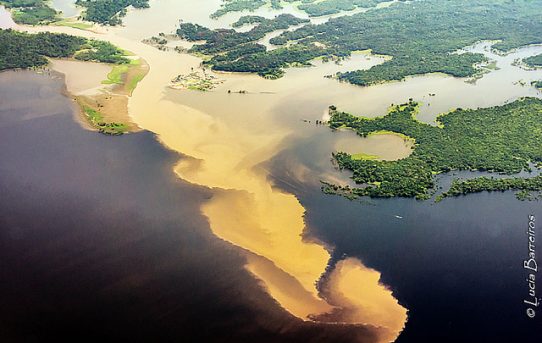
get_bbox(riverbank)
[48,56,149,135]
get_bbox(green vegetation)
[170,71,224,91]
[102,58,146,94]
[0,29,143,135]
[326,98,542,200]
[52,19,94,30]
[351,152,379,160]
[178,14,308,54]
[75,0,149,25]
[298,0,396,17]
[533,80,542,89]
[210,0,395,18]
[102,63,130,85]
[177,14,317,78]
[74,39,129,64]
[81,105,127,135]
[524,54,542,68]
[0,0,150,25]
[0,29,129,70]
[438,176,542,201]
[211,0,267,19]
[231,15,266,28]
[0,0,58,24]
[125,60,146,94]
[181,0,542,84]
[0,29,85,69]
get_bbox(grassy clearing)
[52,20,94,31]
[351,153,379,160]
[102,59,145,94]
[102,64,129,85]
[81,105,127,135]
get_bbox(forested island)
[75,0,149,25]
[297,0,396,16]
[0,0,149,25]
[177,14,310,78]
[179,0,542,84]
[323,98,542,200]
[524,54,542,68]
[210,0,399,18]
[438,176,542,201]
[0,0,58,24]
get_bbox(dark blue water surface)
[0,71,380,343]
[1,70,541,343]
[267,126,542,343]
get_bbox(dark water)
[2,70,541,343]
[268,129,542,342]
[0,71,379,343]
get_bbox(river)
[1,1,542,342]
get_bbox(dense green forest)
[75,0,149,25]
[0,29,128,70]
[0,0,149,25]
[325,98,542,200]
[0,0,58,24]
[210,0,396,18]
[438,176,542,201]
[298,0,398,17]
[211,0,269,19]
[177,14,310,78]
[524,54,542,68]
[180,0,542,84]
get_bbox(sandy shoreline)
[47,57,149,134]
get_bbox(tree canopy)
[179,0,542,85]
[325,98,542,200]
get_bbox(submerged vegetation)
[170,71,224,91]
[179,0,542,84]
[325,98,542,200]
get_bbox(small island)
[170,70,224,91]
[74,0,149,25]
[523,53,542,68]
[324,98,542,200]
